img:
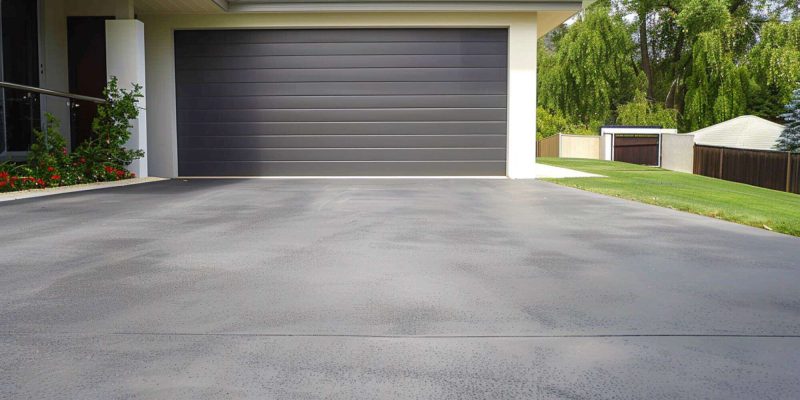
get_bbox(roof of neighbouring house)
[691,115,786,151]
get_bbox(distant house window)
[0,0,41,154]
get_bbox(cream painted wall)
[661,133,695,173]
[140,12,541,178]
[41,0,71,147]
[560,135,601,159]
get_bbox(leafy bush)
[0,77,143,193]
[79,77,145,167]
[617,91,679,128]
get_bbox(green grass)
[538,158,800,237]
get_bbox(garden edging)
[0,177,166,203]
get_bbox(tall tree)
[776,86,800,152]
[680,0,752,130]
[539,5,638,126]
[538,0,799,132]
[747,19,800,119]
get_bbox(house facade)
[0,0,588,178]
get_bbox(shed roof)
[691,115,785,151]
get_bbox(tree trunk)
[665,31,685,110]
[639,11,655,101]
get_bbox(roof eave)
[226,1,584,13]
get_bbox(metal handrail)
[0,81,106,104]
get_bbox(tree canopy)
[537,0,800,138]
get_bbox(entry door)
[67,16,112,149]
[174,28,508,176]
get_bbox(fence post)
[787,152,792,193]
[718,147,724,178]
[558,134,562,158]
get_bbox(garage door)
[613,135,660,166]
[174,29,508,176]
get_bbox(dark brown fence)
[693,145,800,194]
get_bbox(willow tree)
[681,0,751,131]
[683,31,751,131]
[617,91,679,128]
[538,5,637,126]
[747,19,800,119]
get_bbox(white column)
[105,19,148,177]
[506,16,538,179]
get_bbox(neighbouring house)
[691,115,786,151]
[690,115,796,193]
[0,0,591,179]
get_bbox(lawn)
[538,158,800,237]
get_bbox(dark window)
[1,0,41,153]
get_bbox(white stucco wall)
[139,12,540,178]
[661,133,695,173]
[106,19,148,177]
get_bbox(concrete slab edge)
[0,177,167,203]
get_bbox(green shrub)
[77,77,144,168]
[0,76,143,193]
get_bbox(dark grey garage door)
[175,29,508,176]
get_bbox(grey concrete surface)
[1,179,799,399]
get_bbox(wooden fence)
[536,134,601,159]
[536,135,560,158]
[694,145,800,194]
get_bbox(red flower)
[104,166,114,173]
[0,181,6,187]
[47,166,55,172]
[62,147,67,155]
[51,175,61,181]
[37,179,46,187]
[79,158,86,163]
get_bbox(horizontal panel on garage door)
[176,28,508,44]
[177,82,507,97]
[177,68,507,83]
[181,122,507,136]
[177,95,507,110]
[179,135,507,149]
[175,42,508,57]
[180,148,507,162]
[180,162,507,176]
[175,55,508,70]
[178,109,506,123]
[175,28,508,176]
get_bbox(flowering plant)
[0,77,143,193]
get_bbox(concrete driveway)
[1,179,799,399]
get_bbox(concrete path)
[535,162,604,178]
[1,179,798,399]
